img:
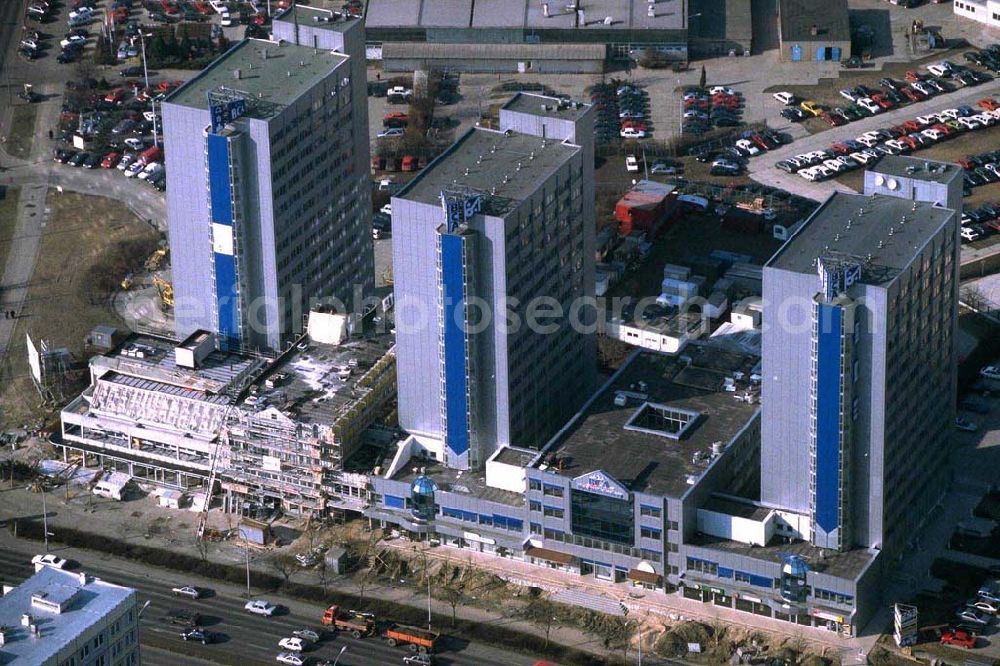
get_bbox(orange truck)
[321,605,375,638]
[382,623,440,653]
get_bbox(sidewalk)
[0,481,627,663]
[381,539,864,661]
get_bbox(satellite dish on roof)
[874,174,884,186]
[887,178,899,190]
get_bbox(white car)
[939,108,960,120]
[683,92,707,101]
[32,554,68,569]
[912,82,934,97]
[60,35,86,49]
[682,110,707,119]
[138,162,163,181]
[799,167,820,182]
[962,227,982,242]
[838,89,857,102]
[772,91,795,105]
[620,127,646,139]
[380,203,392,216]
[220,10,233,26]
[849,151,873,165]
[124,137,145,151]
[403,655,434,666]
[276,654,306,666]
[244,599,277,616]
[709,86,736,96]
[292,629,321,643]
[68,6,93,20]
[980,365,1000,380]
[117,154,134,171]
[124,161,145,178]
[625,155,639,172]
[969,598,1000,614]
[143,110,158,122]
[823,159,846,173]
[278,637,309,652]
[958,117,981,130]
[927,63,949,77]
[856,135,879,148]
[171,585,200,599]
[837,155,859,169]
[735,139,760,156]
[856,98,882,114]
[377,128,405,138]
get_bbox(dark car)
[842,56,864,69]
[179,628,218,644]
[84,152,103,168]
[120,66,144,77]
[879,78,900,91]
[53,148,76,163]
[68,151,88,167]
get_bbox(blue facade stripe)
[815,303,843,532]
[385,495,405,509]
[214,253,238,344]
[718,567,734,578]
[440,234,470,458]
[749,574,773,589]
[207,134,233,227]
[206,133,238,348]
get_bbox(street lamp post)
[243,537,251,599]
[427,573,432,631]
[41,485,49,553]
[138,32,160,147]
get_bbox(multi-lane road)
[0,535,546,666]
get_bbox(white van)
[219,9,233,26]
[92,474,132,500]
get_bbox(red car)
[940,629,976,649]
[977,98,1000,111]
[898,135,918,150]
[821,112,845,127]
[987,219,1000,233]
[684,99,710,109]
[956,157,974,169]
[870,93,894,110]
[901,87,924,102]
[621,120,648,131]
[101,151,120,168]
[901,119,923,132]
[904,70,923,82]
[931,122,954,136]
[193,1,211,13]
[712,93,740,104]
[830,142,852,155]
[104,88,127,104]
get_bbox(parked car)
[940,629,977,649]
[954,608,991,625]
[165,609,201,627]
[276,654,307,666]
[278,637,309,652]
[773,91,796,105]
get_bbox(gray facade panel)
[393,198,447,440]
[760,267,816,513]
[163,103,215,337]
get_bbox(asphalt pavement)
[0,533,544,666]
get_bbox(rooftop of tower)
[396,126,581,216]
[165,38,349,118]
[766,191,955,283]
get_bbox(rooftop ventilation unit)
[543,2,550,17]
[234,69,242,80]
[604,15,613,24]
[647,5,654,16]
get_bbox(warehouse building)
[776,0,851,62]
[366,0,688,72]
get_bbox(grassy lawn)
[5,105,37,160]
[0,187,19,277]
[0,191,159,429]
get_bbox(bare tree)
[268,553,298,584]
[439,585,464,627]
[523,596,560,649]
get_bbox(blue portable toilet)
[831,46,841,60]
[791,44,802,61]
[816,46,827,60]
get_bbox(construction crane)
[144,248,168,272]
[152,276,174,308]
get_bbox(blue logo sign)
[209,98,248,133]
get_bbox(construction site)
[54,310,398,536]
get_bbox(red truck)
[940,629,977,649]
[382,624,440,654]
[321,605,374,639]
[139,145,162,166]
